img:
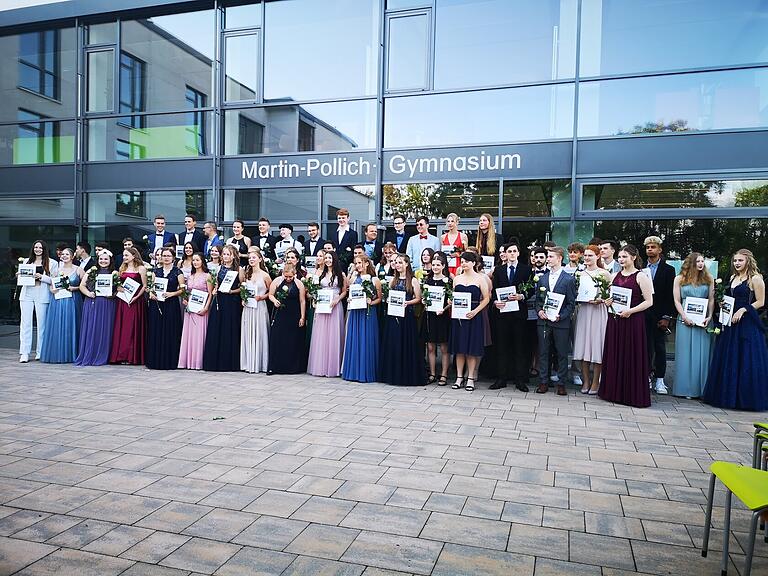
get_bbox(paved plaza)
[0,351,767,575]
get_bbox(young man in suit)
[333,208,358,266]
[491,241,533,391]
[202,221,223,258]
[384,214,412,253]
[303,221,325,256]
[75,241,93,270]
[148,214,177,259]
[534,246,577,395]
[406,216,440,270]
[644,235,676,394]
[362,223,383,264]
[254,217,277,260]
[179,214,205,253]
[600,240,621,274]
[275,224,303,262]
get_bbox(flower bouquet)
[271,284,290,325]
[589,272,615,315]
[264,258,280,279]
[57,273,71,291]
[301,275,319,304]
[517,273,540,300]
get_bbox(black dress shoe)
[515,383,529,393]
[489,380,507,390]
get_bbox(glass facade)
[0,0,767,323]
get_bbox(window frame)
[17,29,60,101]
[222,29,262,104]
[384,8,434,94]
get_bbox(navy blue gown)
[703,279,768,411]
[145,266,184,370]
[379,280,426,386]
[203,266,242,371]
[449,284,485,357]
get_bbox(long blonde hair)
[679,252,712,286]
[245,246,267,280]
[475,213,496,256]
[119,247,144,273]
[391,253,415,296]
[732,248,760,287]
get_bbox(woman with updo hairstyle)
[40,247,83,364]
[672,252,714,398]
[268,262,307,374]
[203,244,243,371]
[75,250,116,366]
[240,246,271,374]
[703,249,768,410]
[109,246,147,365]
[146,246,185,370]
[599,244,654,408]
[423,251,452,385]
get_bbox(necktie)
[508,265,515,283]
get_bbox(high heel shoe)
[427,373,437,384]
[465,378,475,392]
[438,375,448,386]
[451,377,466,390]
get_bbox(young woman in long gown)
[75,251,116,366]
[40,247,83,363]
[342,254,381,383]
[109,247,147,365]
[203,244,243,371]
[307,251,347,377]
[268,264,307,374]
[423,252,452,386]
[240,247,271,374]
[178,253,212,370]
[146,247,185,370]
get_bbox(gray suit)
[534,270,577,386]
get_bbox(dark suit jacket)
[333,229,359,259]
[647,259,676,321]
[492,262,532,320]
[362,239,383,264]
[178,228,206,254]
[384,230,412,253]
[203,235,224,258]
[254,234,278,260]
[534,269,577,328]
[146,231,177,260]
[78,256,93,270]
[303,237,327,257]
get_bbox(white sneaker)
[19,354,28,363]
[550,374,559,382]
[654,379,668,395]
[573,374,583,387]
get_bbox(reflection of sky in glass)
[300,100,377,149]
[581,0,768,77]
[579,68,768,137]
[148,11,214,61]
[434,0,576,88]
[265,0,378,101]
[384,85,574,148]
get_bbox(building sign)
[221,142,572,187]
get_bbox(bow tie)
[366,241,374,245]
[396,233,403,237]
[419,235,428,240]
[156,233,163,236]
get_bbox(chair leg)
[702,473,716,557]
[754,435,760,468]
[722,490,732,576]
[744,511,760,576]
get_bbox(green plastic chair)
[752,423,768,469]
[702,461,768,576]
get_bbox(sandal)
[438,375,448,386]
[427,374,437,384]
[465,378,475,392]
[451,377,466,390]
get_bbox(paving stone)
[568,531,635,571]
[243,490,310,517]
[137,477,223,504]
[506,523,568,560]
[378,469,451,492]
[81,525,153,555]
[341,503,429,537]
[641,520,693,547]
[342,530,442,575]
[0,535,56,575]
[0,510,50,537]
[421,512,509,551]
[631,539,731,575]
[7,485,104,514]
[197,484,265,511]
[182,508,257,542]
[501,502,543,526]
[444,475,496,498]
[533,558,600,576]
[78,469,164,493]
[120,563,190,576]
[290,495,356,525]
[11,514,82,542]
[460,497,504,520]
[22,462,108,486]
[584,512,645,540]
[432,543,534,576]
[70,492,169,524]
[542,507,584,532]
[247,471,304,490]
[215,546,296,576]
[282,555,365,576]
[620,496,703,525]
[121,531,190,564]
[160,537,240,573]
[385,488,431,510]
[136,502,213,532]
[231,515,308,551]
[15,548,134,576]
[424,492,466,514]
[334,482,396,505]
[285,524,359,560]
[288,475,345,497]
[569,489,623,515]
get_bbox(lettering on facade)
[242,157,374,180]
[387,151,521,178]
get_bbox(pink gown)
[178,272,209,369]
[307,276,345,377]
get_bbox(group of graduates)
[15,208,768,411]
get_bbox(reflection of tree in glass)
[383,182,497,220]
[618,119,692,135]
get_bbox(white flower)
[361,274,371,281]
[534,274,542,282]
[313,274,320,282]
[442,277,449,284]
[218,235,224,240]
[18,257,25,263]
[715,278,722,284]
[575,271,582,277]
[281,286,289,292]
[346,247,351,251]
[142,235,148,240]
[539,286,547,292]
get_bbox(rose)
[17,257,25,263]
[282,285,289,292]
[346,247,351,252]
[539,286,547,293]
[715,278,722,285]
[142,234,148,241]
[533,274,542,282]
[442,277,448,283]
[361,274,371,281]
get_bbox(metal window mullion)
[570,0,583,242]
[259,4,266,105]
[114,19,121,115]
[375,0,385,224]
[213,2,222,225]
[427,1,435,91]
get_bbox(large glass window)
[0,196,74,220]
[88,190,212,223]
[223,188,318,222]
[385,84,574,148]
[323,186,376,223]
[119,52,146,129]
[386,12,430,92]
[120,10,214,112]
[85,22,116,45]
[504,179,571,217]
[434,0,577,89]
[578,68,768,138]
[224,2,262,29]
[580,0,768,78]
[383,181,499,220]
[501,220,568,253]
[87,111,211,161]
[224,33,259,102]
[0,116,75,166]
[582,179,768,211]
[0,27,76,121]
[264,0,378,101]
[223,100,377,155]
[86,49,114,112]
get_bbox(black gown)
[422,276,450,344]
[146,266,184,370]
[379,280,426,386]
[203,266,242,371]
[268,280,307,374]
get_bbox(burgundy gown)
[109,271,146,365]
[599,271,650,408]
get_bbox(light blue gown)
[40,270,82,363]
[672,283,712,398]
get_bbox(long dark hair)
[429,251,449,280]
[322,250,344,288]
[619,244,643,269]
[391,253,415,296]
[28,239,51,274]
